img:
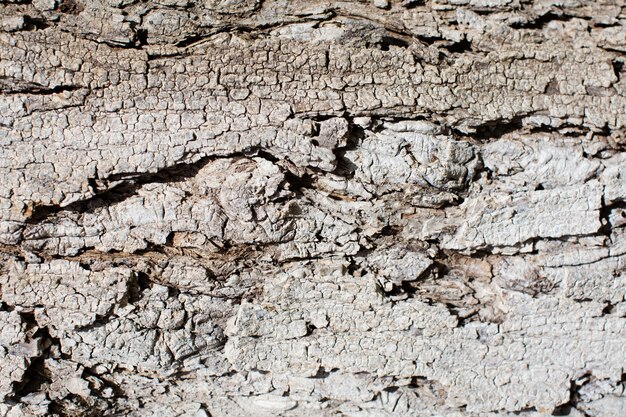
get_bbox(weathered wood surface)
[0,0,625,416]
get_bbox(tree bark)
[1,0,625,415]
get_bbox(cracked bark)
[1,0,625,416]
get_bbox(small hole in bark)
[613,59,623,82]
[305,322,317,336]
[23,16,50,30]
[401,0,423,9]
[78,261,92,271]
[310,367,336,379]
[136,28,148,46]
[380,225,401,236]
[57,0,83,14]
[407,376,427,388]
[601,302,615,315]
[545,78,560,95]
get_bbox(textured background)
[0,0,625,416]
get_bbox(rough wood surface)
[1,0,625,416]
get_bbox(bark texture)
[1,0,625,416]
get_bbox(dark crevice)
[456,116,593,141]
[461,231,610,260]
[513,407,537,414]
[105,157,214,183]
[282,171,315,197]
[401,0,423,10]
[309,367,338,379]
[175,33,216,48]
[22,15,50,31]
[466,116,525,140]
[601,301,615,316]
[77,261,92,271]
[529,125,590,137]
[23,181,138,225]
[378,35,410,51]
[331,120,363,178]
[378,225,402,237]
[10,325,59,403]
[509,12,573,29]
[593,22,620,28]
[306,114,344,122]
[304,322,317,336]
[612,59,623,83]
[128,271,153,303]
[277,255,324,265]
[442,37,473,54]
[407,376,427,388]
[133,26,149,47]
[552,373,593,416]
[414,35,444,47]
[172,18,320,49]
[11,355,48,400]
[600,199,626,236]
[147,50,193,60]
[251,148,279,163]
[22,152,248,224]
[0,78,81,95]
[346,258,362,277]
[18,310,39,333]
